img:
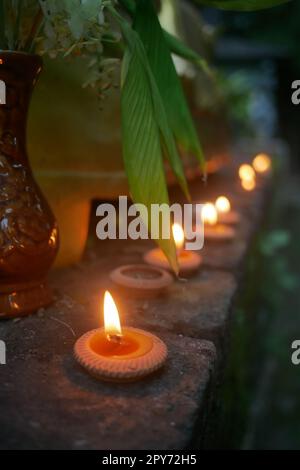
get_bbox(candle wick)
[107,333,123,344]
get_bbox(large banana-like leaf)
[195,0,291,10]
[133,0,206,173]
[119,0,210,74]
[119,19,180,273]
[163,30,211,75]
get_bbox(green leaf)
[118,0,135,15]
[260,230,291,256]
[133,0,206,173]
[119,19,179,273]
[195,0,292,11]
[119,0,212,75]
[163,30,211,76]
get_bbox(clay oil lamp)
[201,203,235,241]
[74,291,167,382]
[252,153,272,175]
[110,263,173,298]
[241,178,256,191]
[144,223,202,276]
[215,196,240,225]
[238,164,256,192]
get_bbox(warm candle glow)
[241,178,256,191]
[172,223,185,251]
[104,291,122,339]
[252,153,271,173]
[215,196,231,214]
[239,164,255,182]
[202,203,218,226]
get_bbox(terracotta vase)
[0,52,59,319]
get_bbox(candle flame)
[241,178,256,191]
[104,291,122,339]
[172,223,185,251]
[215,196,231,214]
[252,153,271,173]
[239,164,255,182]
[202,203,218,226]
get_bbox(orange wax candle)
[252,153,272,174]
[239,164,255,181]
[144,224,202,276]
[215,196,240,225]
[238,164,257,192]
[241,178,256,191]
[89,328,153,358]
[204,223,235,241]
[74,291,167,382]
[201,202,236,241]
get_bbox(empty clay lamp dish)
[110,264,173,298]
[74,292,167,382]
[144,224,202,276]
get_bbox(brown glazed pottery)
[0,52,59,318]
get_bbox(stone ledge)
[0,144,276,449]
[0,315,216,450]
[46,260,237,350]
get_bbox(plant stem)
[14,0,23,50]
[24,6,44,53]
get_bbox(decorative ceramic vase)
[0,52,59,319]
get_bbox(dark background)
[202,0,300,169]
[193,0,300,449]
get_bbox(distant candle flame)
[241,178,256,191]
[239,164,255,182]
[215,196,231,214]
[252,153,271,173]
[172,223,185,251]
[202,203,218,226]
[104,291,122,339]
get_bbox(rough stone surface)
[0,312,216,450]
[120,270,236,349]
[45,258,237,350]
[0,145,274,449]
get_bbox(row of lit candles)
[74,153,272,382]
[239,153,272,191]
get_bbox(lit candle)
[215,196,240,225]
[144,223,202,276]
[74,291,167,382]
[239,164,255,182]
[201,202,236,241]
[201,203,218,226]
[172,223,185,253]
[238,164,256,192]
[252,153,272,174]
[241,178,256,191]
[110,263,174,298]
